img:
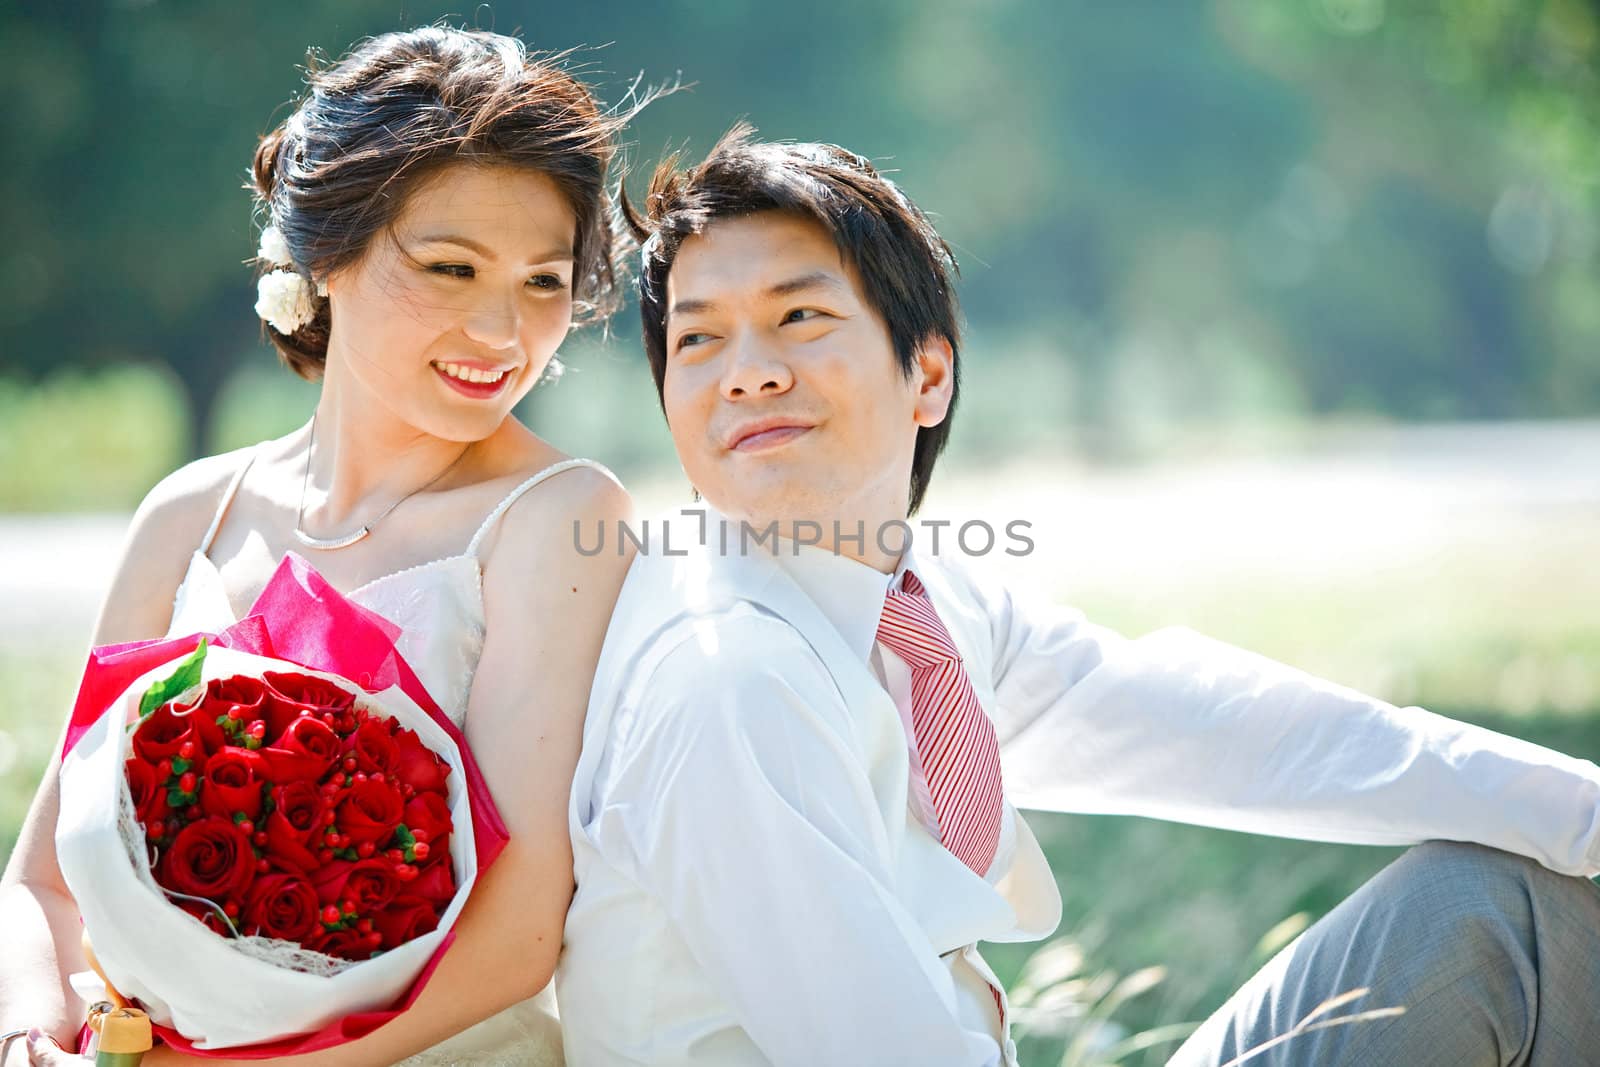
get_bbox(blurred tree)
[0,0,1595,473]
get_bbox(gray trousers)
[1168,842,1600,1066]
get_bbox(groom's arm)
[958,564,1600,876]
[605,613,1003,1066]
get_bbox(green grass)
[994,707,1600,1064]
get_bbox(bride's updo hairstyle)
[250,27,633,380]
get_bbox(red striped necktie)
[876,569,1004,877]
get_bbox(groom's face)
[661,211,948,541]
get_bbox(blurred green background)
[3,1,1598,1061]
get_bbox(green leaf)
[139,639,209,718]
[171,756,191,775]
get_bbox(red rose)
[242,873,319,942]
[157,816,254,901]
[391,727,448,794]
[263,672,355,739]
[198,747,268,821]
[125,756,172,831]
[131,701,224,767]
[336,779,404,849]
[408,857,458,907]
[402,792,452,851]
[372,895,440,949]
[305,926,372,961]
[258,715,342,782]
[263,780,327,874]
[203,675,268,730]
[343,719,399,776]
[312,858,399,912]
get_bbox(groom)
[555,127,1600,1065]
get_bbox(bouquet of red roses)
[127,660,459,961]
[54,555,509,1055]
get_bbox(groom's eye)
[677,331,713,350]
[781,308,822,325]
[428,263,475,279]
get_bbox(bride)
[0,26,641,1067]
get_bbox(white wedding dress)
[165,451,611,1067]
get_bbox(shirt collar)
[768,535,916,666]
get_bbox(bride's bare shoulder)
[133,445,259,544]
[94,446,258,643]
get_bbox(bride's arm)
[123,469,635,1067]
[0,457,232,1059]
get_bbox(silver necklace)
[294,413,470,551]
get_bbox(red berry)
[357,841,375,859]
[356,918,373,934]
[146,824,163,841]
[342,757,357,773]
[256,858,271,874]
[238,820,254,836]
[178,741,196,761]
[323,810,336,826]
[411,841,430,861]
[248,720,266,738]
[341,897,358,915]
[370,772,385,784]
[298,708,312,718]
[365,931,383,948]
[185,807,202,821]
[321,905,341,925]
[178,772,197,794]
[396,864,418,882]
[322,712,336,726]
[411,828,430,845]
[319,848,335,864]
[157,759,173,780]
[353,772,368,785]
[253,831,269,847]
[165,818,181,837]
[223,900,240,919]
[227,706,244,721]
[386,849,404,863]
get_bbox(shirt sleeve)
[963,566,1600,877]
[600,612,1003,1066]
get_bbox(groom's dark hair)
[622,124,962,515]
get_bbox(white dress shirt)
[558,509,1600,1066]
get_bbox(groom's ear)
[911,335,955,429]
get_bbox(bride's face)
[322,163,578,441]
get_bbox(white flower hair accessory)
[253,224,320,334]
[255,270,316,335]
[256,224,293,267]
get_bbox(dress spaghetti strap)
[198,449,260,559]
[464,458,622,559]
